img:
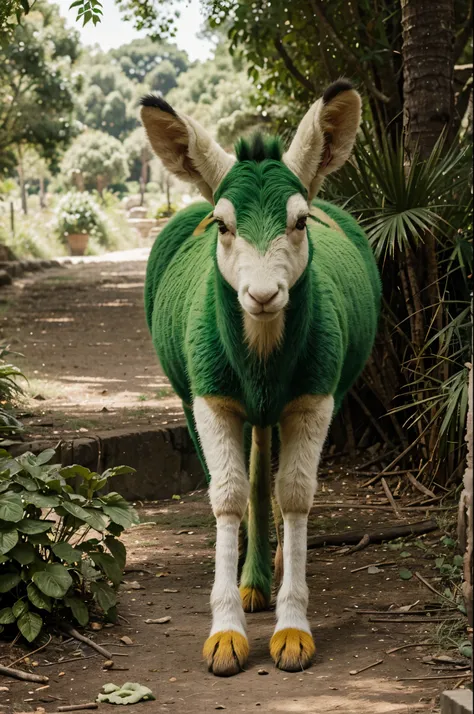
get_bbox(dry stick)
[61,624,112,659]
[57,705,98,712]
[385,642,436,654]
[352,469,414,477]
[307,519,437,550]
[349,609,456,616]
[41,655,98,667]
[349,659,384,675]
[381,478,402,518]
[414,571,458,606]
[344,534,371,555]
[311,501,455,512]
[396,673,471,681]
[407,472,437,499]
[356,447,401,471]
[0,663,49,684]
[350,561,397,574]
[369,617,461,624]
[7,635,52,669]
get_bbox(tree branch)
[307,0,390,104]
[273,36,315,92]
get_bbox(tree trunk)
[458,363,473,637]
[17,153,28,216]
[96,175,106,198]
[39,175,46,209]
[140,147,149,207]
[401,0,455,159]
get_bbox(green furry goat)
[141,80,381,677]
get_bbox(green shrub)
[0,345,25,435]
[155,203,177,219]
[54,192,108,246]
[0,449,139,642]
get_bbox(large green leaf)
[17,611,42,642]
[60,464,95,480]
[65,596,89,626]
[32,563,73,598]
[12,599,28,618]
[17,519,54,535]
[35,449,56,466]
[91,581,116,612]
[24,492,60,509]
[104,536,126,570]
[0,571,21,592]
[27,582,52,612]
[0,495,24,522]
[13,473,38,491]
[10,542,35,564]
[0,527,18,555]
[0,607,15,624]
[101,501,138,529]
[90,552,122,586]
[52,542,82,563]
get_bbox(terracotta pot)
[67,233,89,256]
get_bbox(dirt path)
[1,482,460,714]
[1,250,184,438]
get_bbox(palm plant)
[325,128,473,486]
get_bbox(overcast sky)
[55,0,215,61]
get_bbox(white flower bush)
[55,191,108,245]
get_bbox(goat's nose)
[248,286,279,305]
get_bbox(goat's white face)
[214,194,309,322]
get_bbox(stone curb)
[6,424,205,501]
[0,258,67,286]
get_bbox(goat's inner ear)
[320,143,332,169]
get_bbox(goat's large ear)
[283,80,361,200]
[140,95,235,203]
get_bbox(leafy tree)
[77,64,138,139]
[108,37,188,83]
[0,2,81,175]
[61,130,129,195]
[144,60,178,94]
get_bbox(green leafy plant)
[0,448,139,642]
[54,191,108,245]
[0,345,26,435]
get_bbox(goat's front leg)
[194,396,249,676]
[270,394,334,672]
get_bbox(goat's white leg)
[271,394,334,671]
[193,396,249,676]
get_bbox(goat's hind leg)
[270,395,334,672]
[194,397,250,676]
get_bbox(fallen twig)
[414,572,458,606]
[396,673,471,681]
[311,501,454,512]
[350,561,396,574]
[381,477,402,519]
[7,635,52,669]
[344,534,371,555]
[369,617,461,623]
[349,659,384,675]
[355,448,400,471]
[307,520,437,550]
[0,663,49,683]
[57,705,98,712]
[385,642,436,654]
[349,609,455,616]
[406,473,437,499]
[41,654,98,667]
[60,624,112,659]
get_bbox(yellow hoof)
[240,585,270,613]
[203,630,249,676]
[270,628,315,672]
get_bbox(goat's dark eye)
[216,220,228,234]
[295,216,307,231]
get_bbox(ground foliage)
[0,448,139,642]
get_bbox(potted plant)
[55,192,107,256]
